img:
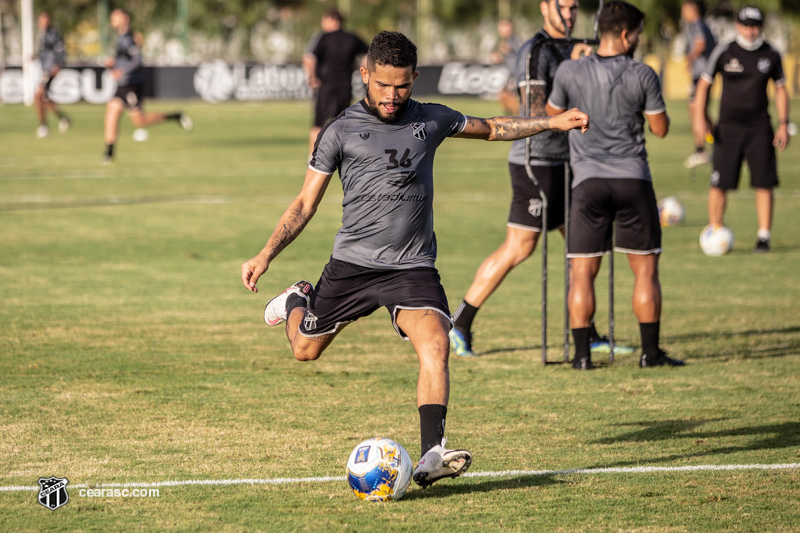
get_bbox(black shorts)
[568,178,661,257]
[711,122,778,190]
[298,258,452,340]
[114,84,144,110]
[313,84,352,128]
[508,162,566,232]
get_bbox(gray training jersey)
[548,54,666,187]
[310,99,467,270]
[38,27,65,73]
[113,31,143,85]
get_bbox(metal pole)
[178,0,189,61]
[98,0,109,58]
[608,240,615,364]
[563,164,570,363]
[20,0,34,106]
[523,46,549,365]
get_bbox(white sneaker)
[179,114,194,132]
[263,280,312,326]
[58,117,71,133]
[683,151,710,169]
[412,438,472,489]
[36,125,49,138]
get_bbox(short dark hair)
[598,1,645,38]
[323,9,343,25]
[366,31,418,73]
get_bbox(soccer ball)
[132,128,149,142]
[346,437,413,502]
[699,224,734,256]
[657,196,685,227]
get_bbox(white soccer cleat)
[179,114,194,132]
[58,117,71,134]
[683,151,710,169]
[412,438,473,489]
[36,125,49,138]
[263,280,312,326]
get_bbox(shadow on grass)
[478,326,800,360]
[402,473,564,500]
[587,419,800,468]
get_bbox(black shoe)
[754,238,770,253]
[572,357,595,370]
[640,348,685,368]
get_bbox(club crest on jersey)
[410,122,428,142]
[758,58,771,73]
[303,311,318,331]
[38,476,69,511]
[724,58,744,73]
[360,133,370,140]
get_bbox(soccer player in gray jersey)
[102,8,192,164]
[241,31,588,489]
[33,12,70,138]
[547,1,684,370]
[450,0,629,358]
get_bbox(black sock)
[418,404,447,456]
[572,327,591,360]
[639,322,660,356]
[166,113,181,121]
[453,300,478,333]
[588,319,601,342]
[105,144,114,157]
[285,293,307,316]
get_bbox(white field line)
[2,462,798,493]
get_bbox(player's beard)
[365,90,408,123]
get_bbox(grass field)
[1,97,799,532]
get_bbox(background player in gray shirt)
[33,12,70,138]
[450,0,625,358]
[102,8,192,164]
[681,0,717,168]
[547,1,683,370]
[241,32,588,489]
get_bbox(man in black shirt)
[693,6,790,253]
[302,9,369,156]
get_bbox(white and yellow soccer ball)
[346,437,413,502]
[699,224,734,256]
[657,196,685,227]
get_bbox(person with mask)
[693,6,790,253]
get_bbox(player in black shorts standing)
[450,0,628,358]
[102,8,192,164]
[33,12,70,138]
[241,32,588,489]
[681,0,716,168]
[693,6,790,253]
[547,1,684,370]
[302,9,368,157]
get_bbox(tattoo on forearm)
[266,207,310,260]
[491,116,551,140]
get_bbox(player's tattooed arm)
[456,109,588,141]
[241,169,332,292]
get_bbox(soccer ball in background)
[657,196,685,227]
[699,224,734,256]
[346,437,413,501]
